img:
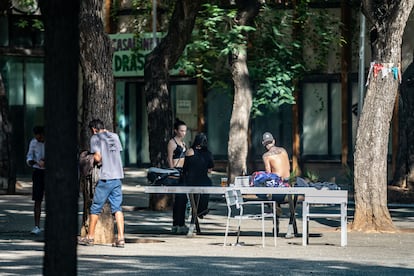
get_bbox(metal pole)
[152,0,157,49]
[358,12,366,118]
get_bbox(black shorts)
[32,169,45,201]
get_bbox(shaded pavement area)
[1,168,414,275]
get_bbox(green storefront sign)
[109,33,183,77]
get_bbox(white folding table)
[144,186,348,246]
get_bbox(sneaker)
[171,226,179,234]
[177,225,189,235]
[30,226,41,235]
[78,236,94,246]
[285,224,295,239]
[186,225,196,237]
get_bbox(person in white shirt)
[26,126,45,235]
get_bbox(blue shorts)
[90,179,123,214]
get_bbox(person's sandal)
[78,237,94,246]
[112,238,125,248]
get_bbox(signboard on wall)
[176,100,192,114]
[109,33,185,77]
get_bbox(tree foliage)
[248,6,301,117]
[183,3,254,86]
[181,2,342,117]
[12,0,44,31]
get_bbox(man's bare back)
[262,146,290,178]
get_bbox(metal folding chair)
[224,189,277,247]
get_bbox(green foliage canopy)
[130,1,343,117]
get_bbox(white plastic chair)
[224,189,277,247]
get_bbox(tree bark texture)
[144,0,203,168]
[291,0,305,175]
[79,0,115,150]
[353,0,414,232]
[39,0,80,274]
[393,61,414,190]
[79,167,114,242]
[0,73,16,194]
[227,0,260,183]
[79,0,115,243]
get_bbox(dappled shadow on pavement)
[76,254,414,275]
[2,169,414,276]
[1,239,413,276]
[0,241,44,276]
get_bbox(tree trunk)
[227,0,260,183]
[352,0,414,232]
[79,0,115,244]
[0,73,16,194]
[393,60,414,190]
[39,0,79,274]
[79,167,114,242]
[145,0,202,167]
[144,0,202,210]
[290,0,306,175]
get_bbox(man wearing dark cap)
[261,132,293,238]
[261,132,290,182]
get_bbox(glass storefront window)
[171,84,198,145]
[115,81,150,166]
[206,89,232,158]
[302,83,329,155]
[26,61,44,106]
[330,83,342,156]
[0,56,44,175]
[302,82,342,158]
[2,60,24,105]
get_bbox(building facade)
[1,1,413,177]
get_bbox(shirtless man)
[262,132,290,179]
[261,132,294,238]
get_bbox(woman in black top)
[167,119,187,169]
[183,133,214,217]
[167,119,188,234]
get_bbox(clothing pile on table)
[250,171,290,188]
[295,176,341,190]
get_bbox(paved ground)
[1,168,414,275]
